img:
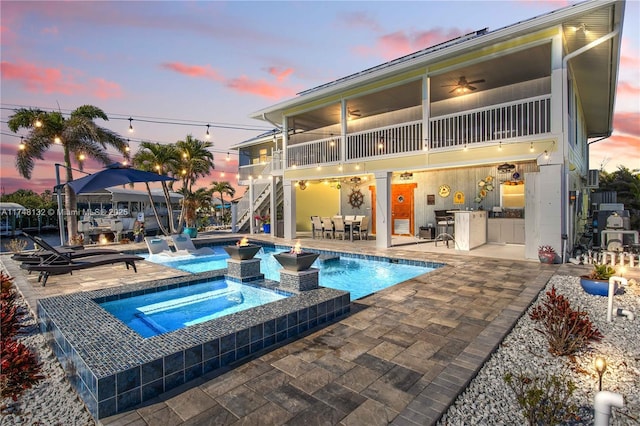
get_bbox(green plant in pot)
[580,263,618,296]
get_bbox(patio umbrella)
[67,163,175,194]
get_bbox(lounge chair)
[170,234,215,255]
[19,243,144,287]
[13,234,119,264]
[144,237,191,257]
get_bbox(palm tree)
[179,187,215,230]
[210,181,236,225]
[132,142,181,235]
[7,105,129,242]
[175,135,215,227]
[176,135,215,192]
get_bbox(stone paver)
[3,233,618,426]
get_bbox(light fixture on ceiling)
[298,180,307,190]
[350,177,362,185]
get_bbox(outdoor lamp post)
[595,356,607,391]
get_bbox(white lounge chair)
[144,237,191,257]
[171,234,215,255]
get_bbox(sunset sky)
[1,0,638,196]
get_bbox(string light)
[34,118,42,128]
[226,152,230,161]
[205,124,210,139]
[54,136,61,144]
[79,153,86,161]
[128,117,134,133]
[18,136,25,150]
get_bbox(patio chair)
[352,216,370,240]
[321,217,334,239]
[19,242,144,287]
[145,237,191,257]
[311,216,323,239]
[333,216,346,240]
[170,234,215,255]
[12,233,119,264]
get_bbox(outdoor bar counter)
[449,210,487,251]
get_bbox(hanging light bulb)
[226,152,230,161]
[122,159,128,166]
[182,152,188,159]
[54,136,62,144]
[128,117,134,133]
[79,153,86,161]
[34,118,42,128]
[205,124,211,139]
[498,141,503,151]
[220,171,225,177]
[181,169,187,175]
[463,142,468,152]
[125,139,131,152]
[155,164,161,171]
[544,150,549,159]
[530,142,534,152]
[18,137,26,151]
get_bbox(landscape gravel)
[440,275,640,425]
[1,274,638,425]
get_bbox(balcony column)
[283,179,297,241]
[249,178,255,234]
[340,99,347,163]
[374,171,392,249]
[269,174,276,236]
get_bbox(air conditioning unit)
[587,169,599,188]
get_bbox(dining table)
[344,219,361,242]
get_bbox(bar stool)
[434,210,454,247]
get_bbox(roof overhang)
[249,0,624,139]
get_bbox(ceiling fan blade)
[449,87,459,93]
[468,85,477,91]
[467,79,485,85]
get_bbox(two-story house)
[231,0,625,261]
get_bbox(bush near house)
[0,273,44,404]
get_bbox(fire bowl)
[224,244,261,260]
[274,252,319,271]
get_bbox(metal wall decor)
[349,189,364,208]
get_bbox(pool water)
[146,246,433,301]
[100,280,290,338]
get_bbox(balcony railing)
[429,95,551,150]
[346,121,422,161]
[283,95,551,169]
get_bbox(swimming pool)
[146,246,433,300]
[101,280,291,338]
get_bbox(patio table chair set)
[311,215,369,241]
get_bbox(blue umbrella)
[67,163,175,194]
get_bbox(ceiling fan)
[442,76,485,93]
[348,108,361,118]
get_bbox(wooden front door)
[370,183,417,236]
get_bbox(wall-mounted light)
[400,172,413,180]
[128,117,134,133]
[530,142,534,152]
[298,180,307,190]
[595,356,607,391]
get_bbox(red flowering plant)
[254,214,270,225]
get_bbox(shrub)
[0,338,44,401]
[504,371,578,425]
[530,286,603,356]
[0,273,21,340]
[3,239,27,254]
[588,263,616,280]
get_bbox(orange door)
[369,183,416,236]
[391,183,417,235]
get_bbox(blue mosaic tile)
[142,378,164,401]
[236,328,250,348]
[116,366,140,394]
[141,359,163,384]
[164,352,184,375]
[250,324,263,343]
[185,345,202,368]
[220,334,235,354]
[185,363,203,382]
[203,339,220,359]
[203,357,220,374]
[117,388,141,412]
[220,351,236,367]
[165,371,185,389]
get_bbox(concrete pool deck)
[1,234,608,425]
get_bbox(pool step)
[318,254,340,263]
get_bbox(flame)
[291,241,302,254]
[237,237,249,246]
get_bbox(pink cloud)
[226,76,297,99]
[590,133,640,171]
[161,62,224,81]
[613,111,640,136]
[0,60,123,99]
[353,28,468,60]
[266,67,294,82]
